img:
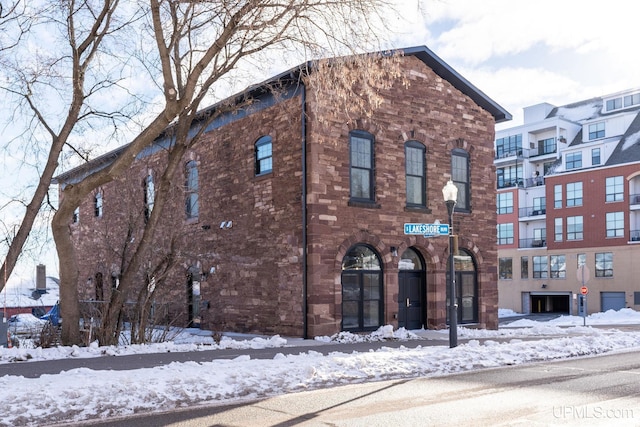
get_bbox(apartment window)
[567,216,583,240]
[349,130,375,202]
[144,174,155,222]
[185,160,199,219]
[595,252,613,277]
[495,134,522,158]
[497,192,513,214]
[606,212,624,238]
[94,192,103,217]
[588,122,605,140]
[554,184,562,209]
[533,228,546,245]
[577,253,586,268]
[452,148,469,211]
[624,93,640,107]
[73,207,79,224]
[538,138,556,156]
[554,217,563,242]
[533,256,548,279]
[497,223,514,245]
[605,176,623,202]
[521,257,528,279]
[550,255,566,279]
[566,182,583,207]
[533,197,545,213]
[606,98,622,111]
[499,257,512,279]
[497,165,523,189]
[566,152,582,169]
[591,148,601,166]
[255,135,273,175]
[405,141,426,207]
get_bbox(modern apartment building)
[496,88,640,316]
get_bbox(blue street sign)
[403,223,450,236]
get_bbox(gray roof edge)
[402,45,512,123]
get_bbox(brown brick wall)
[69,54,498,338]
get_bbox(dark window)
[521,256,528,279]
[185,160,199,219]
[341,245,383,332]
[405,141,426,207]
[452,148,469,210]
[349,130,375,202]
[566,152,582,169]
[255,135,273,175]
[499,257,512,279]
[588,122,605,140]
[592,148,601,165]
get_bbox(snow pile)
[0,309,640,426]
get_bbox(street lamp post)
[442,180,458,348]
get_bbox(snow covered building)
[55,46,510,338]
[496,88,640,315]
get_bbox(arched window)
[255,135,273,175]
[185,160,199,218]
[405,141,426,207]
[144,173,155,222]
[349,130,375,202]
[451,148,470,211]
[341,245,383,331]
[94,192,103,217]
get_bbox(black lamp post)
[442,180,458,348]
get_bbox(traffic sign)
[403,223,450,236]
[580,286,588,295]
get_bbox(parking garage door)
[601,292,625,311]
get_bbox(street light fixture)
[442,180,458,348]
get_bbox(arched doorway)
[341,245,383,332]
[447,248,478,324]
[398,248,426,330]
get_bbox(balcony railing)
[519,206,546,218]
[630,194,640,205]
[497,176,544,190]
[519,238,546,248]
[631,230,640,242]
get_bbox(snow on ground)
[1,309,640,426]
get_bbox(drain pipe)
[300,79,309,339]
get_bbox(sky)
[3,0,640,281]
[1,309,640,425]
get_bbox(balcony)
[519,237,546,249]
[630,194,640,208]
[519,206,546,218]
[631,230,640,242]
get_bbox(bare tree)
[2,0,403,345]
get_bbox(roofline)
[55,45,510,183]
[402,45,511,123]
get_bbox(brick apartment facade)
[56,46,510,338]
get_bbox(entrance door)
[397,247,426,330]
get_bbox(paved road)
[62,349,640,427]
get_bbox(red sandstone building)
[55,46,510,338]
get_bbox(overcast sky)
[3,0,640,282]
[390,0,640,128]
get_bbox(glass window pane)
[363,301,379,327]
[342,302,359,328]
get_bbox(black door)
[398,271,424,329]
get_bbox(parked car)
[7,313,47,340]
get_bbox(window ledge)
[404,206,432,214]
[348,200,381,209]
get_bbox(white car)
[7,313,47,339]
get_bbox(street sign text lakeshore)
[404,223,450,236]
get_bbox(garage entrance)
[601,292,625,311]
[530,293,570,314]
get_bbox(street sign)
[580,286,588,295]
[403,223,450,236]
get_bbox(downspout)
[301,80,309,339]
